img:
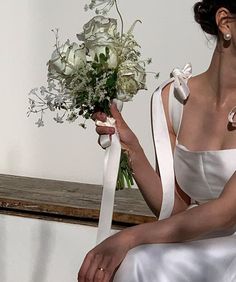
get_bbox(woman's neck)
[206,42,236,106]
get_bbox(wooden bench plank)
[0,174,156,227]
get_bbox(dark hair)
[194,0,236,35]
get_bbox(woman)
[78,0,236,281]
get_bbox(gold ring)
[97,267,105,272]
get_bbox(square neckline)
[175,142,236,154]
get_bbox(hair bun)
[194,2,218,35]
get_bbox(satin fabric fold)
[96,129,121,244]
[114,234,236,282]
[96,99,123,244]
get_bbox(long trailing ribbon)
[152,63,192,220]
[96,100,123,244]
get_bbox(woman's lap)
[113,234,236,282]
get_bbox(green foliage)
[116,150,134,190]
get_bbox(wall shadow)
[30,221,55,282]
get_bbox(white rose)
[77,16,118,69]
[48,40,86,76]
[117,61,146,101]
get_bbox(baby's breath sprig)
[85,0,116,15]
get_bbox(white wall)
[0,214,97,282]
[0,0,214,184]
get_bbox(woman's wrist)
[119,223,152,250]
[116,226,140,250]
[120,220,173,249]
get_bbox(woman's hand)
[78,231,131,282]
[93,103,140,153]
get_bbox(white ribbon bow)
[96,99,123,149]
[172,63,192,101]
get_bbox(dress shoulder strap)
[152,78,175,220]
[151,63,192,220]
[168,64,192,137]
[168,82,184,137]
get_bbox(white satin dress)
[113,66,236,282]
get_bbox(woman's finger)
[96,126,115,135]
[78,253,115,282]
[110,103,122,119]
[84,253,104,281]
[92,111,107,122]
[92,255,109,282]
[94,268,106,281]
[110,103,127,128]
[93,263,113,282]
[77,252,94,282]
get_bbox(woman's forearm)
[123,197,235,249]
[124,172,236,248]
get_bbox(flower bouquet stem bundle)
[28,0,155,190]
[117,149,134,188]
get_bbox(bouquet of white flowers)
[28,0,157,190]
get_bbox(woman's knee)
[113,245,153,282]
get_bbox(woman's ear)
[215,7,231,36]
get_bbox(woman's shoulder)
[188,72,208,90]
[185,72,211,107]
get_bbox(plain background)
[0,0,214,185]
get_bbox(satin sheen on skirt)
[113,234,236,282]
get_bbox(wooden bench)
[0,174,156,229]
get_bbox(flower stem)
[114,0,124,35]
[116,149,134,190]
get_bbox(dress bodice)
[174,143,236,204]
[151,63,236,218]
